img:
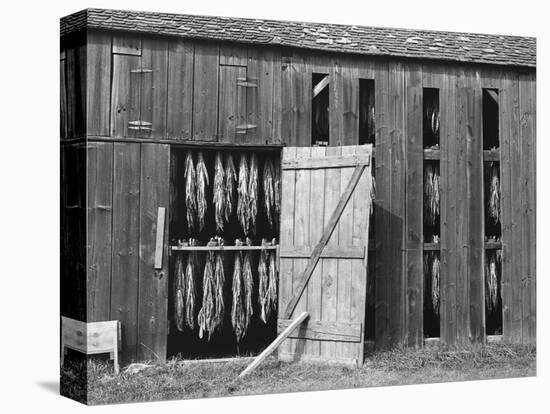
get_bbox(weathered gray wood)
[218,64,247,142]
[139,38,169,139]
[374,59,390,349]
[278,319,362,342]
[519,72,536,343]
[468,69,484,343]
[388,61,405,346]
[110,143,141,362]
[284,164,367,319]
[405,63,423,347]
[166,40,194,139]
[87,32,111,136]
[112,35,141,55]
[192,43,219,141]
[154,207,166,270]
[279,246,365,259]
[137,144,170,362]
[282,154,370,170]
[86,142,113,322]
[240,312,309,378]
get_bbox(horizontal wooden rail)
[280,246,365,259]
[423,148,441,160]
[424,242,441,251]
[483,150,500,161]
[277,319,362,342]
[282,154,370,170]
[484,241,502,250]
[171,245,278,252]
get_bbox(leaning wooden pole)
[238,312,309,378]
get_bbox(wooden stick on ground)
[238,311,309,378]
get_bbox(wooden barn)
[60,8,536,366]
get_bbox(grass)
[61,343,536,405]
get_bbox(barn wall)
[60,29,536,361]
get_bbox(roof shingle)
[60,8,536,68]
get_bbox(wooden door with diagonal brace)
[278,144,373,365]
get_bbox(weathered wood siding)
[61,29,536,362]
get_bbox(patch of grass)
[61,343,536,405]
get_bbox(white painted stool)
[61,316,121,374]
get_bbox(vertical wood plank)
[468,70,484,343]
[336,146,355,358]
[499,72,515,342]
[86,142,114,322]
[329,57,342,146]
[139,38,169,139]
[66,38,87,138]
[455,67,470,345]
[519,72,536,343]
[87,31,112,136]
[509,74,523,343]
[137,144,170,361]
[218,65,247,143]
[374,60,390,349]
[111,53,141,138]
[292,147,312,356]
[281,53,310,146]
[307,146,326,357]
[219,44,248,66]
[166,40,194,139]
[405,64,423,347]
[440,65,457,345]
[271,49,283,144]
[192,43,219,141]
[278,147,297,358]
[320,146,341,358]
[111,143,141,362]
[351,144,371,363]
[246,48,275,143]
[60,51,68,139]
[388,61,406,347]
[340,60,359,145]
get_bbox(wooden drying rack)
[170,245,279,252]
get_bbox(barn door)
[278,145,373,365]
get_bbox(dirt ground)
[60,343,536,405]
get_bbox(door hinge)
[236,124,257,134]
[237,77,258,88]
[128,120,152,131]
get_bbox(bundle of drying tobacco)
[237,154,250,235]
[213,153,225,233]
[196,152,209,232]
[263,159,276,229]
[231,239,246,342]
[258,239,270,323]
[198,239,217,340]
[184,152,197,233]
[248,154,259,235]
[224,154,237,224]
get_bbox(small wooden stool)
[61,316,121,374]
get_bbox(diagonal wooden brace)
[283,164,367,319]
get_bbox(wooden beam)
[282,154,370,170]
[279,246,365,259]
[277,319,362,342]
[153,207,166,270]
[312,75,330,98]
[239,312,309,378]
[171,245,278,252]
[284,164,367,319]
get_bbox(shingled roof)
[61,8,536,68]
